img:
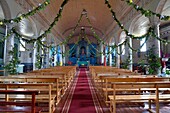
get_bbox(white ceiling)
[2,0,170,43]
[15,18,35,37]
[34,0,128,40]
[0,4,4,19]
[162,0,170,16]
[132,16,150,36]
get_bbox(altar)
[77,61,89,67]
[68,34,97,67]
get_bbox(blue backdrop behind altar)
[68,39,97,65]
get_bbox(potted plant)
[145,46,161,74]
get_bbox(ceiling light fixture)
[82,9,87,15]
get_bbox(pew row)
[109,82,170,113]
[0,76,61,113]
[0,83,53,113]
[26,66,76,89]
[100,77,170,103]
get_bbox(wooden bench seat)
[0,94,56,100]
[103,88,170,92]
[0,75,63,103]
[25,73,72,90]
[0,83,54,113]
[109,94,170,101]
[0,89,42,113]
[109,82,170,113]
[0,106,42,113]
[100,77,170,102]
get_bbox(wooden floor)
[55,69,170,113]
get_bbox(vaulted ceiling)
[31,0,129,41]
[14,0,170,44]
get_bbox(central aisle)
[56,68,170,113]
[68,68,96,113]
[59,68,106,113]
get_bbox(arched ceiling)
[162,0,170,16]
[0,4,4,19]
[31,0,129,42]
[15,18,35,37]
[160,0,170,26]
[131,16,150,36]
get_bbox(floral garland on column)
[4,47,20,75]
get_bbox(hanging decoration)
[105,0,151,40]
[127,35,149,52]
[35,52,41,69]
[104,0,170,55]
[59,13,83,46]
[125,0,170,21]
[83,9,147,55]
[11,0,69,44]
[0,0,50,25]
[0,31,12,42]
[2,0,170,66]
[3,47,20,75]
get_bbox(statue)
[80,48,86,61]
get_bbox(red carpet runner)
[60,68,105,113]
[68,68,96,113]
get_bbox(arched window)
[0,4,5,68]
[119,32,126,55]
[140,38,146,52]
[19,38,26,51]
[130,15,149,52]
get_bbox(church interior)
[0,0,170,113]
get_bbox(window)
[140,38,146,52]
[0,31,5,60]
[121,45,125,55]
[19,39,26,51]
[119,32,126,55]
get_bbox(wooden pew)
[100,77,170,103]
[109,82,170,113]
[23,72,71,95]
[89,66,141,84]
[27,66,76,89]
[0,77,58,113]
[0,83,54,112]
[0,89,42,113]
[0,66,76,112]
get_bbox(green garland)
[125,0,170,21]
[105,0,150,40]
[84,6,150,54]
[35,53,41,69]
[1,0,69,57]
[127,35,149,52]
[2,0,170,58]
[59,13,83,46]
[0,0,50,25]
[12,0,68,44]
[4,47,20,75]
[0,30,13,43]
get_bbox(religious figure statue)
[80,48,86,61]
